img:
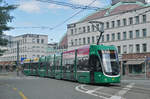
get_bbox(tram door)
[89,55,101,83]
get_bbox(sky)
[3,0,113,43]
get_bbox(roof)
[59,33,68,48]
[79,1,149,22]
[125,60,144,65]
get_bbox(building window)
[129,17,133,25]
[96,24,99,31]
[37,39,40,43]
[92,36,95,44]
[92,25,94,32]
[87,37,90,44]
[106,34,110,41]
[117,32,121,40]
[117,46,121,54]
[123,18,127,26]
[135,16,139,24]
[102,35,104,42]
[37,55,40,57]
[32,39,35,43]
[78,28,81,33]
[117,20,120,27]
[136,44,140,53]
[96,35,99,41]
[143,14,146,23]
[41,39,44,44]
[106,22,109,29]
[71,29,73,35]
[123,45,127,54]
[129,31,133,39]
[111,21,115,28]
[75,28,77,34]
[71,40,73,46]
[75,39,77,45]
[112,33,115,41]
[129,45,133,53]
[83,27,86,33]
[123,32,126,40]
[79,38,81,45]
[87,26,90,32]
[142,28,147,37]
[136,30,140,38]
[142,43,147,52]
[83,38,86,45]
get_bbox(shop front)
[122,53,150,78]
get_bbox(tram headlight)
[112,78,115,80]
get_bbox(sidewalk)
[121,75,150,86]
[121,75,150,80]
[0,71,25,77]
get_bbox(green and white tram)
[23,44,120,84]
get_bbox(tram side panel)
[55,53,62,79]
[76,46,90,83]
[62,50,76,81]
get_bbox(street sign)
[21,57,26,64]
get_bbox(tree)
[0,0,16,56]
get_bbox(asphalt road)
[0,72,150,99]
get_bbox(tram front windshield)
[99,50,120,76]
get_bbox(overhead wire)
[36,0,100,10]
[14,0,98,30]
[50,0,98,30]
[13,1,150,30]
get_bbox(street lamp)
[88,21,104,45]
[144,56,147,79]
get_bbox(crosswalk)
[75,83,135,99]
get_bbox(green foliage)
[0,0,16,56]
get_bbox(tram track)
[107,83,150,95]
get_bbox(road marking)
[86,87,103,94]
[13,88,17,91]
[75,85,110,99]
[19,91,28,99]
[109,83,135,99]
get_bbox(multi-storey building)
[0,35,13,59]
[47,34,68,55]
[67,0,150,77]
[0,34,48,62]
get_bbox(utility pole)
[88,21,104,45]
[145,56,147,79]
[17,41,19,67]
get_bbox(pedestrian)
[16,67,19,76]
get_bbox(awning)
[125,60,144,65]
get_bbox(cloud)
[47,4,69,9]
[18,0,69,13]
[147,0,150,3]
[18,0,41,13]
[70,0,102,7]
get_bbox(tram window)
[89,55,102,72]
[77,57,89,71]
[110,50,116,59]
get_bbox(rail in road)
[75,83,150,99]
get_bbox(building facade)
[0,34,48,62]
[47,34,68,55]
[67,0,150,77]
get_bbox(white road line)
[109,83,135,99]
[80,85,89,91]
[75,85,87,93]
[75,85,109,99]
[86,87,103,94]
